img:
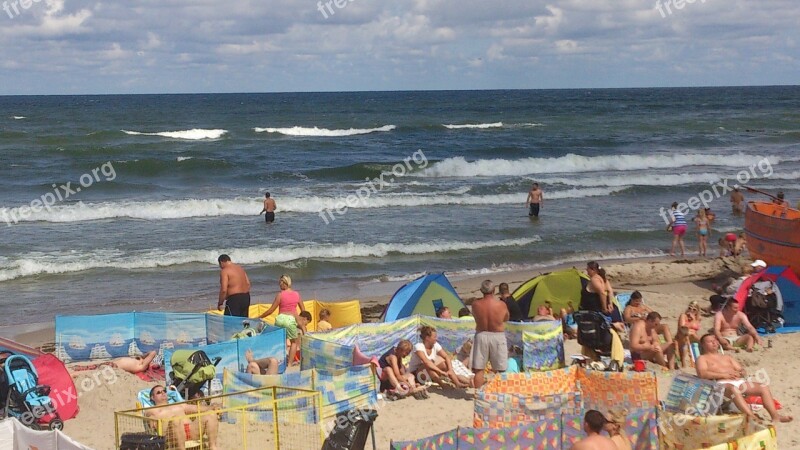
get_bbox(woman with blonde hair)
[675,300,702,368]
[259,275,306,366]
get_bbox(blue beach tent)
[381,273,466,322]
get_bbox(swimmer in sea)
[526,183,543,218]
[260,192,276,223]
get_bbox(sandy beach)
[9,256,800,449]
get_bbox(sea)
[1,86,799,327]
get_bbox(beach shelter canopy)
[511,268,589,318]
[735,265,800,325]
[381,273,465,322]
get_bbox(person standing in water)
[260,192,277,223]
[217,254,251,317]
[730,188,745,215]
[526,183,543,218]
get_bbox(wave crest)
[121,129,228,140]
[0,189,619,223]
[254,125,396,136]
[0,238,541,281]
[420,153,786,177]
[443,122,503,129]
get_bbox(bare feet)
[776,415,793,423]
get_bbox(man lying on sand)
[696,334,792,423]
[145,385,222,450]
[714,300,763,352]
[112,351,157,374]
[244,349,278,375]
[629,312,676,369]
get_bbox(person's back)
[279,289,301,314]
[572,410,617,450]
[222,262,250,295]
[473,294,508,332]
[572,434,618,450]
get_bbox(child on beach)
[317,309,333,332]
[378,339,428,399]
[695,209,709,257]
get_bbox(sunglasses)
[152,389,166,395]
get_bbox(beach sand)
[12,256,799,449]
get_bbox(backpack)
[573,311,612,352]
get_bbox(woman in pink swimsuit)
[676,300,702,368]
[260,275,306,366]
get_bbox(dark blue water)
[1,87,799,325]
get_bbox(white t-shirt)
[408,342,442,372]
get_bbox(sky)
[0,0,797,94]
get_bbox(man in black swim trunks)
[260,192,276,223]
[526,183,543,217]
[218,254,251,317]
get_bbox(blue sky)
[0,0,797,94]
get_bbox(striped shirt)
[671,209,687,226]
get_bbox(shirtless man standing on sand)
[696,334,792,423]
[526,183,543,218]
[714,300,763,352]
[629,312,675,369]
[145,385,221,450]
[471,280,509,389]
[217,254,251,317]
[260,192,277,223]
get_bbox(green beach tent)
[511,268,589,318]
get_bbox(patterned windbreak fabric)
[222,365,377,421]
[659,412,777,450]
[301,315,565,372]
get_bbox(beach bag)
[573,311,612,352]
[119,432,166,450]
[323,409,378,450]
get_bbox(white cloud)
[0,0,797,93]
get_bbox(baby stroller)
[572,311,621,372]
[169,350,221,400]
[2,354,64,430]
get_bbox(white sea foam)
[12,116,26,120]
[0,238,541,282]
[254,125,396,136]
[0,188,621,223]
[176,156,193,162]
[121,129,228,140]
[443,122,503,129]
[538,170,800,188]
[367,249,669,284]
[420,153,791,178]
